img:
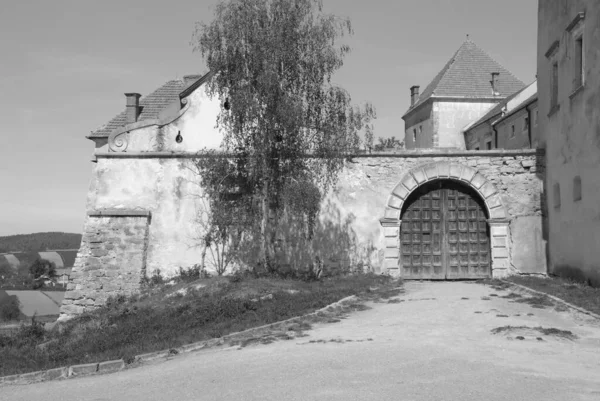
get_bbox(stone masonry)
[59,149,546,320]
[59,211,150,320]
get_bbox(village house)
[402,40,526,150]
[463,80,539,150]
[537,0,600,286]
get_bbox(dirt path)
[2,281,600,401]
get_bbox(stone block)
[490,225,508,237]
[449,163,463,179]
[492,237,507,248]
[392,183,409,200]
[68,363,98,377]
[460,166,477,182]
[423,163,438,180]
[492,258,509,268]
[486,193,502,210]
[91,249,108,257]
[384,237,398,248]
[64,291,83,300]
[387,195,402,210]
[492,248,509,258]
[383,258,400,269]
[42,367,69,381]
[480,182,497,198]
[401,174,418,191]
[60,304,84,315]
[383,248,400,258]
[384,207,401,220]
[98,359,125,373]
[492,268,509,278]
[519,159,534,168]
[383,226,399,238]
[489,207,507,219]
[470,173,486,189]
[437,161,451,177]
[411,168,427,184]
[87,257,102,267]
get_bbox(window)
[474,146,480,150]
[553,183,561,209]
[524,117,529,132]
[551,62,559,110]
[533,109,538,126]
[573,176,582,201]
[485,140,492,150]
[510,124,515,138]
[412,128,417,143]
[574,35,584,89]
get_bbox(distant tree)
[28,259,56,289]
[0,294,21,321]
[373,136,404,151]
[192,0,375,270]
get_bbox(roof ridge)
[403,40,526,118]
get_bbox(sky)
[0,0,538,236]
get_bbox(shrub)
[0,295,21,321]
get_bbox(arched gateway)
[380,162,511,279]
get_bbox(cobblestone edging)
[0,294,359,387]
[501,280,600,320]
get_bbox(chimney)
[490,72,500,96]
[183,74,202,87]
[410,85,420,107]
[125,93,141,124]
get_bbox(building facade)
[403,40,526,150]
[464,81,540,150]
[538,0,600,286]
[59,72,547,320]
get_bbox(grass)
[491,325,577,340]
[506,275,600,316]
[0,273,400,376]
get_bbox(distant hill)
[0,232,81,253]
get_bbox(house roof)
[89,72,212,138]
[464,80,537,132]
[403,40,526,117]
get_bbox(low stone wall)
[58,211,151,321]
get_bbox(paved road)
[3,281,600,401]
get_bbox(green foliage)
[373,136,404,151]
[0,232,81,253]
[192,0,376,269]
[28,258,57,283]
[0,293,21,321]
[0,274,396,376]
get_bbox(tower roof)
[404,40,526,117]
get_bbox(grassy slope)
[0,274,400,376]
[506,275,600,316]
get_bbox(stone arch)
[380,161,511,278]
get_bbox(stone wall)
[59,149,546,320]
[59,211,150,321]
[329,149,546,278]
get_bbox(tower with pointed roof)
[402,40,526,150]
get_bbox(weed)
[507,275,600,315]
[0,274,399,376]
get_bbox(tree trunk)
[259,181,270,271]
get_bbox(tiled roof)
[404,40,526,117]
[466,80,537,131]
[89,77,199,138]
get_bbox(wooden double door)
[400,180,490,280]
